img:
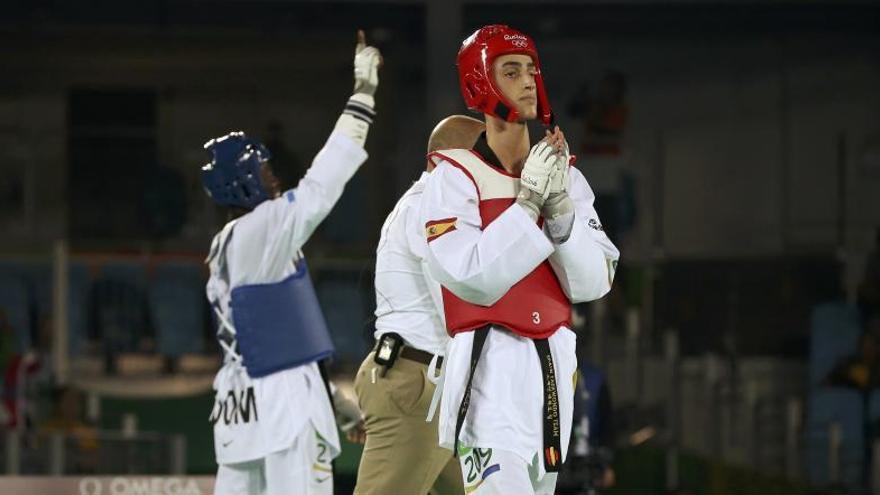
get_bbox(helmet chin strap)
[491,98,554,129]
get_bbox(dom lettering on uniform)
[209,387,258,425]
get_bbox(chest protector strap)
[230,260,335,378]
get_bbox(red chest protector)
[429,148,571,340]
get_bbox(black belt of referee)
[399,346,441,367]
[453,325,562,472]
[372,334,443,368]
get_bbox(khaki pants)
[353,351,463,495]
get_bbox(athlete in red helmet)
[456,24,554,127]
[420,25,620,493]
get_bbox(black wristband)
[344,98,376,125]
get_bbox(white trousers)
[458,445,558,495]
[214,422,333,495]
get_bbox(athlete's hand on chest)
[544,126,570,195]
[520,127,567,199]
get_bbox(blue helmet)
[201,131,273,209]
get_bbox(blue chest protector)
[230,260,335,378]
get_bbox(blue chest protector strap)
[231,260,335,378]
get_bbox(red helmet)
[457,24,554,126]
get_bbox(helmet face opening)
[456,25,554,126]
[201,132,273,210]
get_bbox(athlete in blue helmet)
[202,133,277,210]
[204,30,379,495]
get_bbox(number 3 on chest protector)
[532,311,541,324]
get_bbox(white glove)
[353,30,381,97]
[516,140,558,221]
[547,140,571,195]
[520,140,558,200]
[544,147,574,243]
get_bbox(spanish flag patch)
[425,217,457,242]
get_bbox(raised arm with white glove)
[334,29,382,147]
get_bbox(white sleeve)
[261,131,368,264]
[403,200,446,322]
[420,259,446,328]
[419,162,555,306]
[546,167,620,303]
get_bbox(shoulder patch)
[425,217,457,242]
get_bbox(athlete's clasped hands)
[520,126,570,200]
[516,126,571,222]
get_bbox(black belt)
[372,334,443,369]
[399,346,443,368]
[534,338,562,471]
[453,326,562,472]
